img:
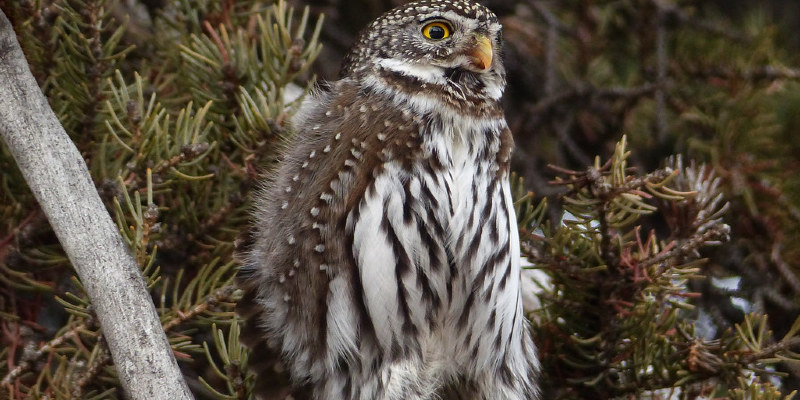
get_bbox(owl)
[236,1,539,399]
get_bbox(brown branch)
[771,244,800,297]
[162,284,237,332]
[640,227,729,271]
[653,0,752,43]
[72,340,113,399]
[654,3,668,144]
[682,65,800,82]
[0,209,39,258]
[1,323,85,387]
[528,82,665,116]
[741,336,800,364]
[151,143,212,177]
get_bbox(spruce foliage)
[1,0,321,397]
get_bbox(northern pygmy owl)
[237,1,539,398]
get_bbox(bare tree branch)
[0,9,192,400]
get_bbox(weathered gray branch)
[0,10,192,400]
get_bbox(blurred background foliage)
[1,0,800,398]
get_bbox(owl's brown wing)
[235,78,432,397]
[234,272,305,399]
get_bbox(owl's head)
[341,0,505,100]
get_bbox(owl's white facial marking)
[377,58,449,85]
[375,57,504,102]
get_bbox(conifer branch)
[771,244,800,296]
[529,82,665,116]
[71,339,112,399]
[641,227,730,271]
[741,336,800,365]
[682,65,800,82]
[0,9,191,399]
[0,209,39,253]
[162,284,237,332]
[652,0,752,42]
[1,322,85,387]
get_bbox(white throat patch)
[377,58,449,85]
[375,58,503,101]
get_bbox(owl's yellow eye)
[422,21,451,40]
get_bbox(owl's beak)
[466,34,493,71]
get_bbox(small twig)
[761,285,796,312]
[151,143,211,177]
[598,201,616,272]
[555,118,592,166]
[640,227,728,270]
[529,82,665,116]
[159,192,244,256]
[203,21,230,64]
[776,191,800,227]
[527,0,561,96]
[549,165,672,200]
[654,1,668,144]
[0,209,40,257]
[612,170,674,198]
[71,339,112,399]
[653,0,751,43]
[527,0,572,35]
[162,285,237,332]
[741,336,800,364]
[1,323,86,386]
[771,243,800,296]
[682,65,800,82]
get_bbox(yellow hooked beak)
[467,34,493,71]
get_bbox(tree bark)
[0,9,193,400]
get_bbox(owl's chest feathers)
[422,110,504,170]
[418,114,502,231]
[283,82,511,253]
[297,79,510,181]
